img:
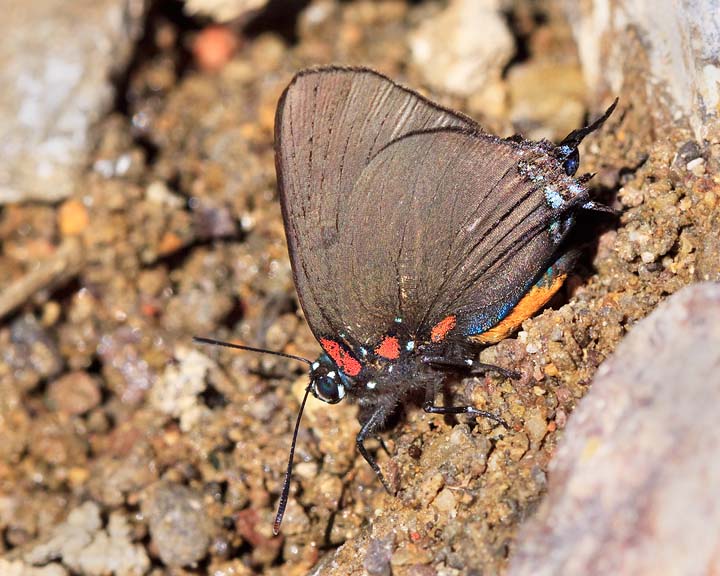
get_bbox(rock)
[97,326,154,405]
[523,406,548,446]
[47,371,101,416]
[0,560,67,576]
[191,196,238,240]
[407,566,437,576]
[409,0,513,98]
[0,238,84,322]
[28,414,88,467]
[142,482,212,567]
[0,0,147,203]
[183,0,268,22]
[148,346,214,432]
[193,26,239,72]
[24,501,149,576]
[563,0,720,141]
[7,315,63,391]
[58,199,89,237]
[509,283,720,576]
[87,434,158,507]
[432,488,457,517]
[364,534,395,576]
[73,512,150,576]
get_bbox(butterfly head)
[555,98,618,177]
[559,146,580,176]
[309,354,347,404]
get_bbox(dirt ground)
[1,1,718,575]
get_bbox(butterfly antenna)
[193,335,314,534]
[192,336,313,366]
[559,98,619,150]
[273,385,311,535]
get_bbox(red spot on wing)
[319,338,362,377]
[431,315,456,343]
[374,336,400,360]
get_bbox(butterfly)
[197,66,616,533]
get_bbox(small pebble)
[142,482,211,567]
[193,26,238,72]
[407,565,438,576]
[48,371,101,416]
[525,407,548,445]
[686,157,706,175]
[544,363,559,377]
[364,535,395,576]
[158,231,184,256]
[58,199,89,236]
[555,408,568,428]
[432,488,457,516]
[41,301,61,326]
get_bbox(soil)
[1,1,717,575]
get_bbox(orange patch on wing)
[374,336,400,360]
[471,272,568,345]
[431,315,457,343]
[320,338,362,376]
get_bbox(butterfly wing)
[334,128,588,345]
[275,67,480,345]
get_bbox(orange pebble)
[58,199,89,236]
[544,362,559,377]
[158,231,183,255]
[193,26,238,72]
[141,301,160,318]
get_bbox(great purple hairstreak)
[195,66,617,534]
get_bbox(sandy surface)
[1,1,717,574]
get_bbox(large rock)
[183,0,268,22]
[24,501,149,576]
[0,0,146,204]
[142,482,212,567]
[409,0,514,98]
[563,0,720,141]
[509,283,720,576]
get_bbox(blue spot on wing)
[462,300,514,336]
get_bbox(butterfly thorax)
[309,325,470,410]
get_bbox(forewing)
[275,67,479,343]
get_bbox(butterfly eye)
[312,373,345,404]
[562,148,580,176]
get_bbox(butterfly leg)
[421,355,520,379]
[356,408,393,493]
[375,435,391,456]
[469,362,520,379]
[422,383,509,429]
